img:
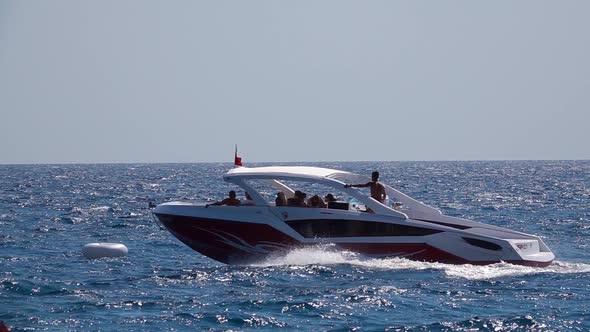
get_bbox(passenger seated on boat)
[275,192,287,206]
[308,195,327,208]
[324,193,336,203]
[288,190,308,207]
[206,190,241,207]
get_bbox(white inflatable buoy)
[82,243,128,259]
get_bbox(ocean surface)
[1,161,589,331]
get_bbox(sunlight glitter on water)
[1,161,589,331]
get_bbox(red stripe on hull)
[337,243,553,266]
[156,214,299,264]
[337,243,470,264]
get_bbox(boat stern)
[506,238,555,267]
[427,228,555,267]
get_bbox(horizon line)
[1,158,588,166]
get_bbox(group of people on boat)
[275,191,337,208]
[206,190,337,208]
[206,171,387,208]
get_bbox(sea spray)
[255,246,590,280]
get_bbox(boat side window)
[287,219,441,238]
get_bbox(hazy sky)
[1,1,588,164]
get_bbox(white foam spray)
[255,246,590,280]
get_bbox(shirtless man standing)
[344,171,387,204]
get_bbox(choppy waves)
[1,161,589,331]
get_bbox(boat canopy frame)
[223,166,441,219]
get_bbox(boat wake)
[254,246,590,280]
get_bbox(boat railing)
[383,184,442,218]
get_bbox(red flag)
[234,145,242,167]
[0,320,10,332]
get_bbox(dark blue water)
[1,161,589,331]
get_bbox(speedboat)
[153,166,555,266]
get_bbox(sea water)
[0,161,589,331]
